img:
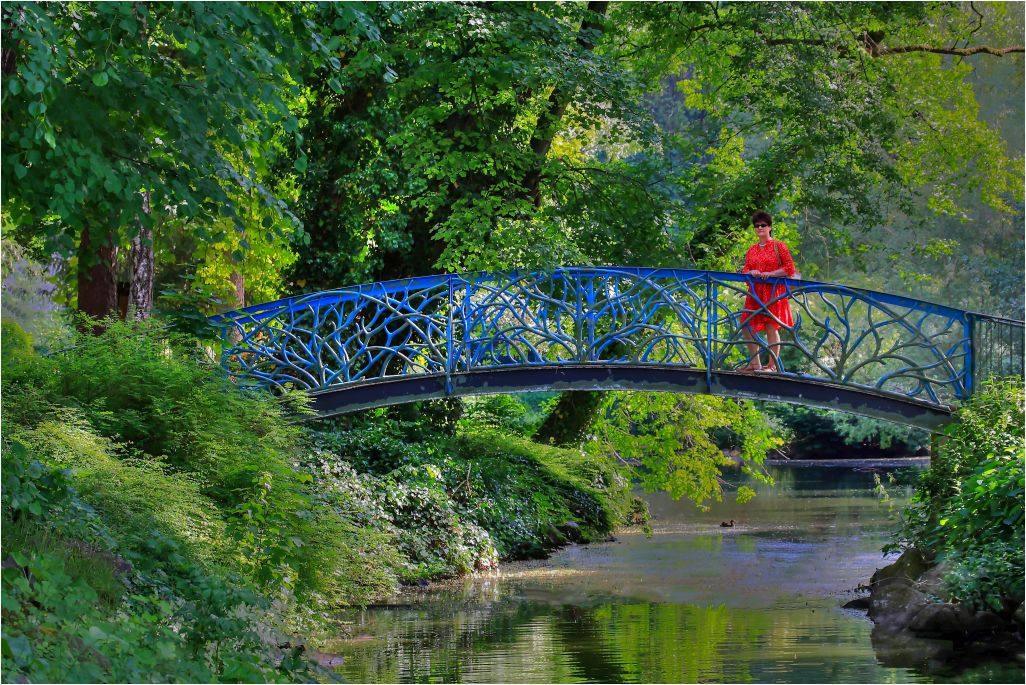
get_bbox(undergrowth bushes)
[0,320,361,681]
[1,440,308,683]
[891,379,1024,613]
[308,415,635,563]
[2,318,634,682]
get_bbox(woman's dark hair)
[751,211,773,227]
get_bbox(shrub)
[893,379,1024,612]
[1,318,34,366]
[0,318,412,607]
[1,440,316,683]
[11,411,230,565]
[307,418,635,565]
[455,429,634,550]
[460,394,540,436]
[377,465,499,578]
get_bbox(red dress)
[740,240,796,332]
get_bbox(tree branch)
[872,44,1024,57]
[763,33,1024,59]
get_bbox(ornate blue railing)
[210,268,1023,424]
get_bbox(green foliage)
[589,393,779,508]
[4,319,310,511]
[290,1,674,289]
[460,394,540,436]
[1,318,34,367]
[534,390,608,447]
[455,429,635,557]
[893,379,1024,611]
[764,403,929,457]
[307,419,634,563]
[377,464,499,578]
[1,318,427,632]
[0,440,319,683]
[308,415,433,476]
[1,3,372,256]
[617,2,1023,270]
[305,425,501,580]
[13,412,229,565]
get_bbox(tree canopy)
[3,1,1020,316]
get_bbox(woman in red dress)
[739,211,796,373]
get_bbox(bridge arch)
[210,268,1023,431]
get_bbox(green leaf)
[92,71,110,87]
[293,155,308,173]
[2,634,32,663]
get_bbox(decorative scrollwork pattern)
[211,268,1023,409]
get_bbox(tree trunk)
[77,222,118,333]
[229,270,245,309]
[128,191,153,319]
[226,226,246,309]
[522,0,609,205]
[523,2,611,444]
[533,390,607,447]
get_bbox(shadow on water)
[331,462,1025,684]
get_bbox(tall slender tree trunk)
[77,221,118,333]
[229,228,245,308]
[533,389,608,447]
[128,191,153,319]
[528,1,610,445]
[229,270,245,308]
[522,0,608,205]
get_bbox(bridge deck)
[307,365,954,430]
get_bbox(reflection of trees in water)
[338,593,562,683]
[341,586,1012,683]
[339,596,811,683]
[555,602,769,683]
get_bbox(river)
[328,461,1024,683]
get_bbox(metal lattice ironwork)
[210,268,1024,425]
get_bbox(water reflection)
[333,463,1023,684]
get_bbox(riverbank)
[328,463,1024,684]
[0,323,637,682]
[857,548,1025,673]
[765,457,930,468]
[850,380,1025,676]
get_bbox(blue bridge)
[210,268,1023,430]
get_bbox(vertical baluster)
[706,272,713,388]
[446,275,454,396]
[966,314,976,399]
[987,322,993,381]
[575,271,584,363]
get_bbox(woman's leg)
[764,327,781,371]
[741,325,762,371]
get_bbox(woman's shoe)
[757,363,779,373]
[739,364,762,373]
